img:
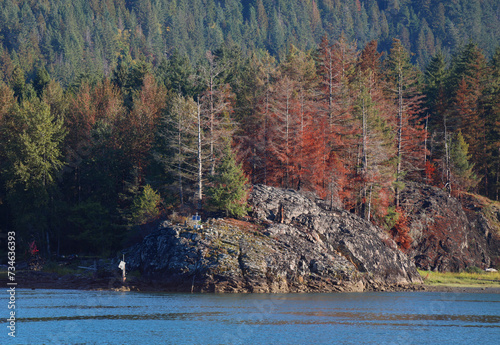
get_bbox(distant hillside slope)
[0,0,498,84]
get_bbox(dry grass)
[220,218,265,233]
[419,269,500,287]
[460,192,500,235]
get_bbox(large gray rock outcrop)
[401,183,500,271]
[125,185,422,292]
[250,185,422,287]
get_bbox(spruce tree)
[130,184,162,226]
[450,131,478,192]
[207,143,249,218]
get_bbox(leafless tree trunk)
[197,100,203,211]
[395,60,404,207]
[444,115,451,197]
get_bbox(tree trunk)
[367,184,373,221]
[285,87,290,188]
[177,115,184,206]
[424,116,428,180]
[197,101,203,211]
[361,95,369,219]
[395,65,403,207]
[444,115,451,197]
[209,74,215,176]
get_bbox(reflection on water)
[20,312,225,322]
[281,311,500,324]
[11,290,500,345]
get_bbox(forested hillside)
[1,0,499,85]
[0,0,499,257]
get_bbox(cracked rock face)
[402,183,500,272]
[249,185,422,286]
[126,185,422,292]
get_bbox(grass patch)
[419,269,500,287]
[0,263,88,278]
[42,261,87,276]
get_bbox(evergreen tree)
[424,51,448,123]
[33,66,50,98]
[483,47,500,199]
[450,131,478,192]
[0,83,16,226]
[424,51,452,190]
[65,200,113,255]
[235,51,277,186]
[156,50,197,96]
[352,73,395,221]
[156,94,199,206]
[207,143,249,218]
[448,43,488,193]
[7,98,66,191]
[316,34,358,208]
[129,184,162,226]
[2,97,66,253]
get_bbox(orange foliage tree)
[390,207,412,251]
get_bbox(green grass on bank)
[42,261,88,276]
[0,260,98,278]
[418,269,500,288]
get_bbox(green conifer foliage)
[33,66,50,97]
[9,98,66,190]
[130,184,162,226]
[207,143,249,218]
[2,97,66,250]
[450,131,478,192]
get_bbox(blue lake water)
[5,289,500,344]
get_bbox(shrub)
[386,206,412,251]
[130,185,162,226]
[465,266,483,274]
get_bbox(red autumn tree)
[452,74,487,193]
[235,52,277,185]
[120,74,167,179]
[266,75,298,188]
[316,34,359,208]
[64,79,125,202]
[390,207,412,251]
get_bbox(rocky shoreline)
[121,185,423,293]
[5,270,500,294]
[7,184,499,294]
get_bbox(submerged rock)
[126,185,422,292]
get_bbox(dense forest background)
[1,0,499,84]
[0,0,499,257]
